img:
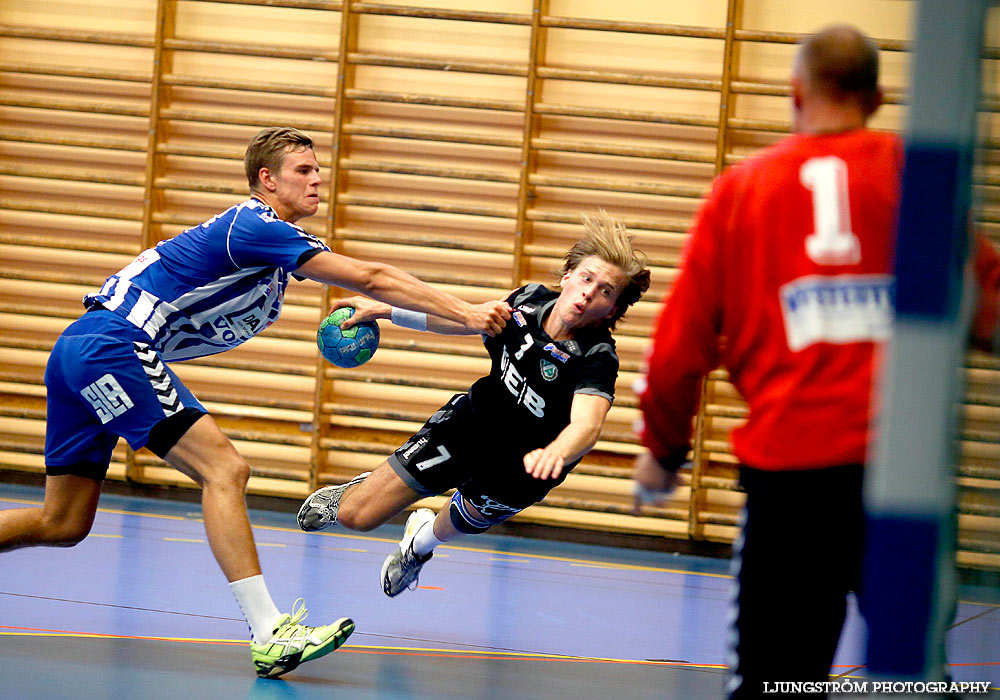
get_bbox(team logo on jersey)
[779,273,894,351]
[512,311,526,328]
[499,346,546,418]
[518,304,537,315]
[543,343,570,363]
[213,312,262,343]
[540,359,558,381]
[401,437,428,460]
[80,374,134,425]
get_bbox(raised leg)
[0,474,102,551]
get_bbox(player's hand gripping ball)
[317,307,380,368]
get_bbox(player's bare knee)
[50,532,88,547]
[336,498,379,532]
[221,456,251,491]
[334,502,363,531]
[40,519,91,547]
[352,516,382,532]
[197,453,251,494]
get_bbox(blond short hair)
[560,211,651,330]
[244,127,314,191]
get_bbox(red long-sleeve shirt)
[639,129,1000,470]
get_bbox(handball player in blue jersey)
[0,127,510,678]
[297,213,649,598]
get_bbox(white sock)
[230,574,282,644]
[411,520,446,557]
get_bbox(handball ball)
[317,307,380,368]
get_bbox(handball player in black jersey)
[298,212,650,596]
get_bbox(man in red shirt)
[632,25,1000,697]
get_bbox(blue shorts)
[44,310,205,479]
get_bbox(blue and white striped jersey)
[84,198,328,362]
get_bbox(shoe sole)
[380,551,397,597]
[255,617,355,679]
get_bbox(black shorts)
[388,393,572,519]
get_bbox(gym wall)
[1,0,998,571]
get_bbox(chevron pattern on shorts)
[133,342,182,417]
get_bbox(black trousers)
[727,464,865,700]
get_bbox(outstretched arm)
[296,251,510,336]
[523,393,612,481]
[326,296,496,335]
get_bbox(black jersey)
[468,284,619,449]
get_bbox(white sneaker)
[297,472,371,531]
[380,508,436,597]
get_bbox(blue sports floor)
[0,483,997,699]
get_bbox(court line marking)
[0,494,731,580]
[0,496,195,522]
[0,496,732,579]
[0,626,724,668]
[3,491,995,676]
[4,494,998,607]
[489,557,531,563]
[2,626,998,682]
[0,592,243,621]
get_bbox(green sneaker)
[251,598,355,678]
